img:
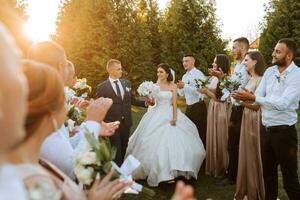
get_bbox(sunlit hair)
[27,41,66,70]
[246,51,266,76]
[22,60,65,136]
[106,59,121,71]
[233,37,249,50]
[157,63,173,82]
[278,38,298,60]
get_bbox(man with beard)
[212,37,249,185]
[232,38,300,200]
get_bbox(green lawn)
[121,106,300,200]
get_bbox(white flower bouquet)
[194,76,211,88]
[73,129,155,198]
[137,81,159,98]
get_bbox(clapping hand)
[88,171,132,200]
[171,181,195,200]
[231,88,255,102]
[100,121,120,137]
[86,97,113,123]
[208,68,225,80]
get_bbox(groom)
[94,59,152,166]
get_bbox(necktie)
[114,80,121,97]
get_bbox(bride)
[126,63,206,187]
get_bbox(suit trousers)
[186,100,207,149]
[109,119,130,166]
[260,125,300,200]
[227,105,244,182]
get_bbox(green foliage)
[55,0,225,90]
[259,0,300,65]
[160,0,226,78]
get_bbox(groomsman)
[211,37,249,185]
[233,38,300,199]
[177,55,207,148]
[94,59,153,166]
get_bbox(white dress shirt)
[40,121,101,178]
[255,62,300,127]
[178,67,206,105]
[109,77,124,99]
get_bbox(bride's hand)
[170,119,176,126]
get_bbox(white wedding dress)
[126,90,206,187]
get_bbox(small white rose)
[66,119,75,132]
[74,165,94,185]
[126,87,131,92]
[78,151,98,165]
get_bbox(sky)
[24,0,269,42]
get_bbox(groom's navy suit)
[94,79,145,166]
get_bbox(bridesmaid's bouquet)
[137,81,159,98]
[219,73,242,93]
[73,129,155,199]
[194,76,211,88]
[70,78,92,100]
[219,73,242,101]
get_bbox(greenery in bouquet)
[219,74,241,93]
[194,76,211,88]
[70,78,92,100]
[64,104,86,133]
[73,129,155,199]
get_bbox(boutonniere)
[275,73,287,83]
[126,87,131,92]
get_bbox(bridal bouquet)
[70,78,92,100]
[137,81,159,97]
[194,76,211,88]
[73,129,155,199]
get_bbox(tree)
[259,0,300,65]
[160,0,226,78]
[55,0,159,89]
[0,0,30,53]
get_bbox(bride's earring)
[50,115,58,131]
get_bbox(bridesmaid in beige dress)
[199,54,230,177]
[233,51,266,200]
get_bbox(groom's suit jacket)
[94,79,145,127]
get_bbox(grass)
[120,105,300,200]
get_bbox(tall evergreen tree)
[259,0,300,65]
[160,0,225,78]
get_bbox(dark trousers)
[186,100,207,149]
[260,125,300,200]
[109,120,130,166]
[227,106,244,182]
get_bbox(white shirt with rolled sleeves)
[177,67,206,105]
[40,121,101,178]
[255,62,300,127]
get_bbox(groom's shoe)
[215,178,235,186]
